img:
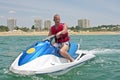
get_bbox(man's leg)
[59,44,74,62]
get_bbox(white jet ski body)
[10,39,95,75]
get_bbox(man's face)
[54,15,60,24]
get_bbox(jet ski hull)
[10,40,95,75]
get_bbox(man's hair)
[54,14,60,17]
[53,14,60,21]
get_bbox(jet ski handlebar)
[42,35,55,42]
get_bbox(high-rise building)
[78,19,90,28]
[34,19,42,31]
[44,20,51,30]
[7,18,16,31]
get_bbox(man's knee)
[59,49,64,54]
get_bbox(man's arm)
[48,28,51,36]
[61,23,68,34]
[56,23,68,37]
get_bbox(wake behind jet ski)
[10,35,95,75]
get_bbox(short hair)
[53,14,60,21]
[54,13,60,16]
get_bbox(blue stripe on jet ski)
[18,40,79,66]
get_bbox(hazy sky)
[0,0,120,27]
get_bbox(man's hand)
[56,31,62,38]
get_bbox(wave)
[80,48,120,54]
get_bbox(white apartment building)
[7,18,16,31]
[44,20,51,30]
[34,19,42,31]
[78,19,90,28]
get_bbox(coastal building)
[44,20,51,30]
[34,19,42,31]
[78,19,90,28]
[7,18,16,31]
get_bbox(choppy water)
[0,35,120,80]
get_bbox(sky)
[0,0,120,28]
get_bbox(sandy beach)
[0,30,120,36]
[0,31,48,36]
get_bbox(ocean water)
[0,35,120,80]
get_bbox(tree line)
[0,24,120,32]
[69,25,120,32]
[0,25,29,32]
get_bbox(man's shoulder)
[59,23,66,27]
[61,23,67,26]
[60,23,65,25]
[51,25,55,28]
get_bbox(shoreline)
[69,31,120,35]
[0,31,120,36]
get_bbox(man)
[48,14,74,62]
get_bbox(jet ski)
[10,35,95,75]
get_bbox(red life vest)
[51,23,70,43]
